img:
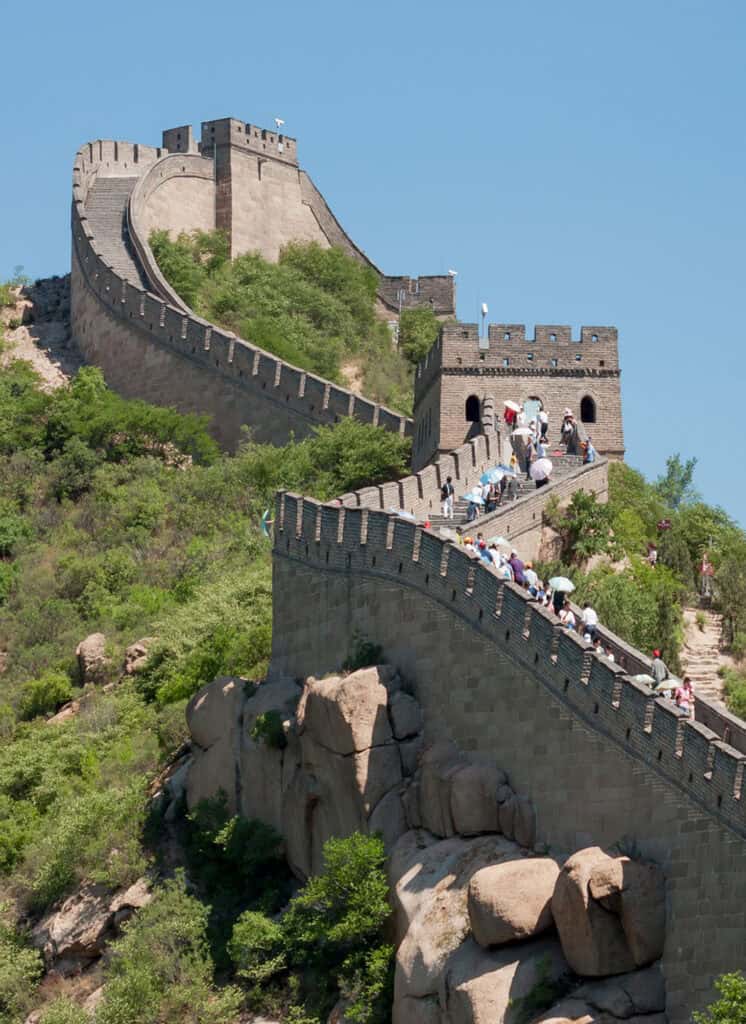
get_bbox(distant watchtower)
[411,322,624,471]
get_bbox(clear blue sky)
[1,0,743,522]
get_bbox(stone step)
[84,177,148,289]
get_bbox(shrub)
[695,610,707,632]
[18,671,72,720]
[37,998,88,1024]
[343,636,383,673]
[398,307,440,365]
[250,710,286,749]
[722,668,746,720]
[694,970,746,1023]
[228,911,286,982]
[0,906,43,1024]
[96,872,241,1024]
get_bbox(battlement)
[378,274,456,317]
[196,117,298,166]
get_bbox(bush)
[18,671,72,721]
[398,308,440,365]
[96,872,241,1024]
[722,668,746,720]
[228,911,286,982]
[38,998,88,1024]
[250,710,286,749]
[343,636,383,673]
[0,906,43,1024]
[694,970,746,1023]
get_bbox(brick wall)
[271,496,746,1023]
[70,141,411,449]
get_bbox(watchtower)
[411,321,624,471]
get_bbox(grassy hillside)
[149,232,441,416]
[0,344,409,1024]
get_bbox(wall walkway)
[270,494,746,1022]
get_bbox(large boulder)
[587,856,666,967]
[186,676,247,812]
[390,830,524,1004]
[300,668,393,754]
[240,677,301,832]
[531,999,599,1023]
[443,935,570,1024]
[389,690,424,740]
[75,633,109,686]
[418,741,467,837]
[575,964,666,1017]
[553,848,653,977]
[32,884,112,972]
[450,758,505,836]
[468,857,560,947]
[123,637,154,675]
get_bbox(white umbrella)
[504,399,522,412]
[386,508,416,522]
[549,576,575,593]
[512,427,533,437]
[530,458,554,481]
[487,535,510,547]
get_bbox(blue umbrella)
[480,467,505,485]
[462,491,485,505]
[496,463,517,476]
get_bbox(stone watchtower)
[411,322,624,471]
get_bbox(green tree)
[694,971,746,1023]
[96,872,241,1024]
[0,905,43,1024]
[398,308,441,365]
[655,453,699,509]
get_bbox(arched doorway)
[580,395,597,424]
[465,394,480,422]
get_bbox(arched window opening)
[580,395,597,423]
[465,395,480,422]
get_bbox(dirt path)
[680,606,734,707]
[1,278,81,389]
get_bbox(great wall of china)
[68,118,746,1021]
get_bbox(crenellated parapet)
[70,140,411,449]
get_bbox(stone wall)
[413,322,625,469]
[270,496,746,1023]
[70,141,411,449]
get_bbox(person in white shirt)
[538,408,549,441]
[581,603,599,641]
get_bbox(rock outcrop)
[552,847,665,977]
[468,857,560,948]
[75,633,110,686]
[31,878,152,974]
[185,665,669,1022]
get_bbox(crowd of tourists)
[436,399,696,719]
[441,404,598,525]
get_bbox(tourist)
[584,438,597,464]
[560,601,577,631]
[524,561,539,591]
[604,645,616,662]
[552,588,565,617]
[647,542,658,568]
[581,603,599,641]
[651,649,669,688]
[441,476,455,519]
[508,549,525,585]
[675,676,694,717]
[463,536,476,553]
[538,408,549,441]
[466,498,479,523]
[477,539,492,564]
[525,436,535,480]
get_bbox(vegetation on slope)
[149,231,441,415]
[541,455,746,691]
[0,333,409,1022]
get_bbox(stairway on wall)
[681,607,733,706]
[426,453,585,531]
[84,178,148,289]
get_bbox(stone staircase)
[681,607,733,707]
[425,453,585,531]
[84,177,148,288]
